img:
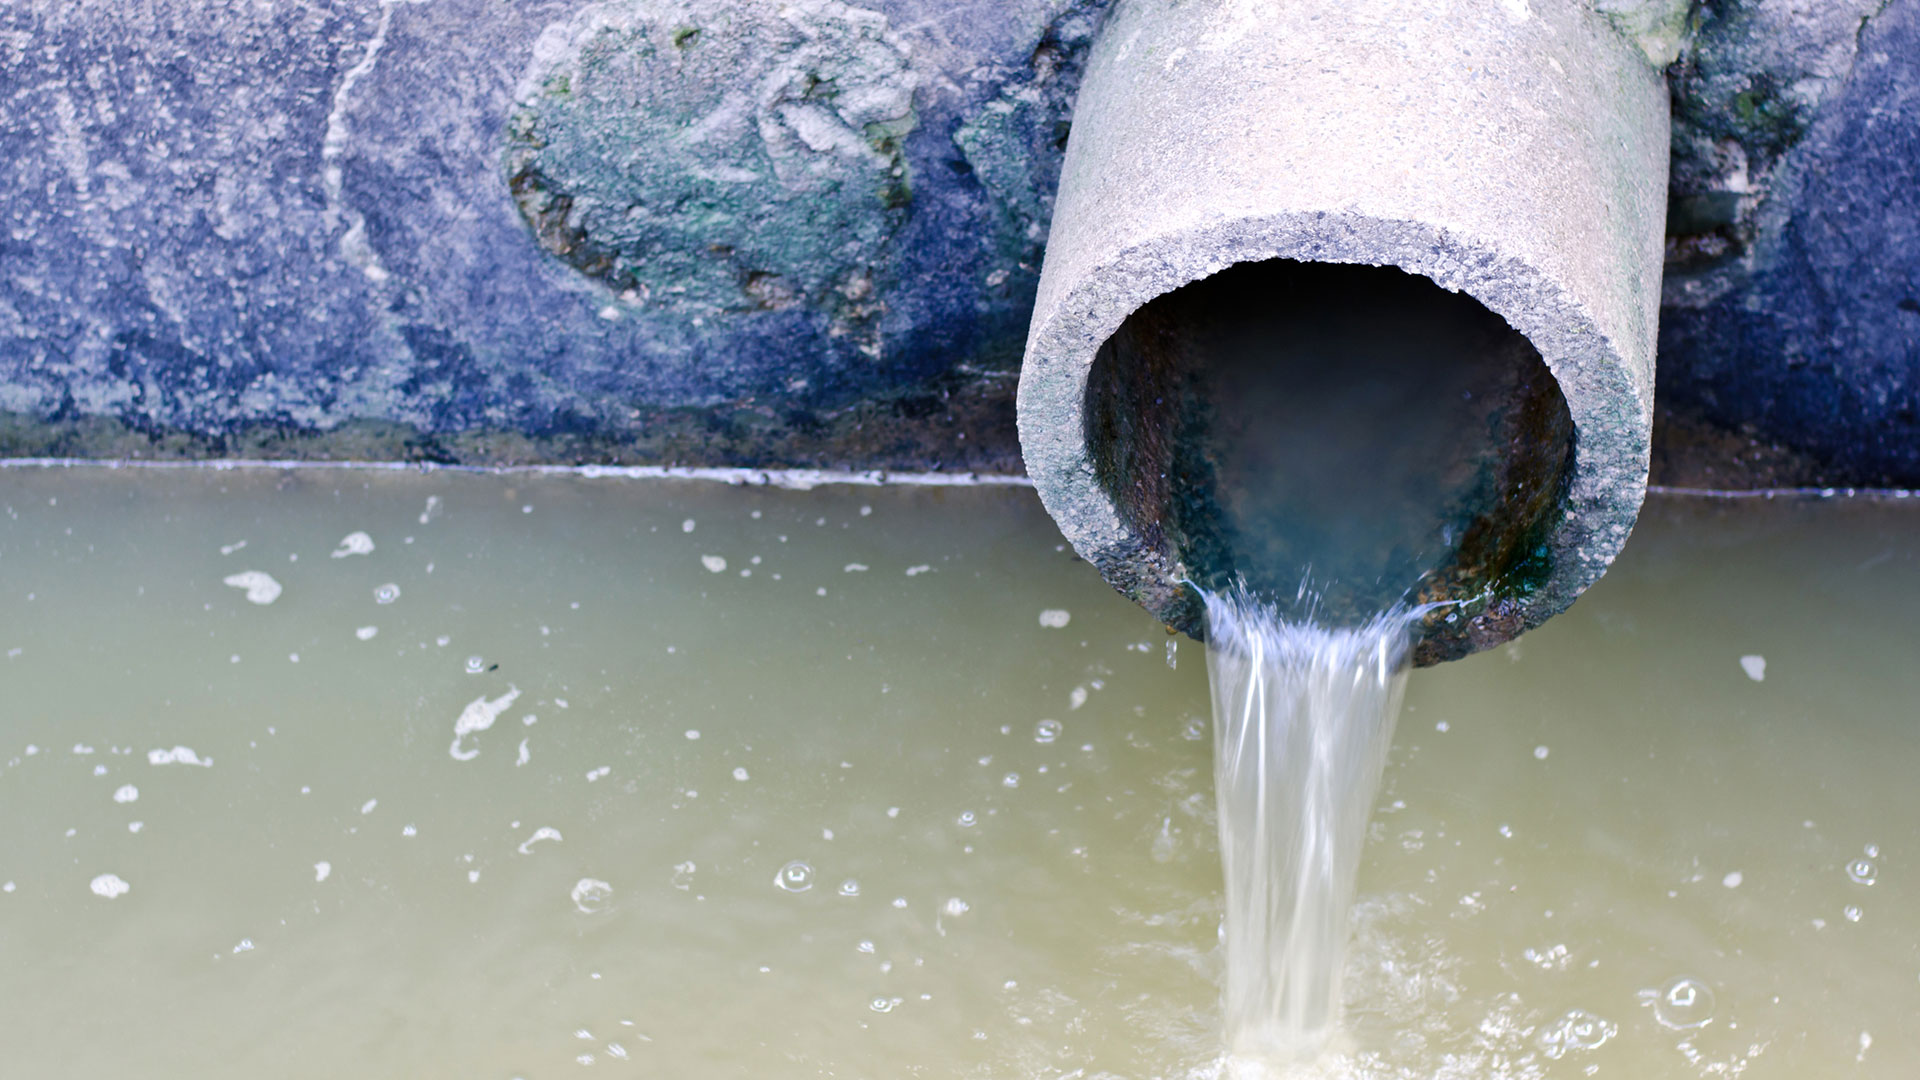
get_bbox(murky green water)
[2,468,1917,1078]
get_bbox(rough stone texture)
[0,0,1106,451]
[1660,0,1920,485]
[1016,0,1670,661]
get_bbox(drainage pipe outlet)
[1017,0,1670,664]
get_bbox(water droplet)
[372,583,401,605]
[1536,1009,1615,1059]
[1848,858,1878,886]
[571,878,614,913]
[774,860,813,892]
[1034,719,1063,744]
[838,879,860,897]
[464,655,485,674]
[1642,977,1716,1029]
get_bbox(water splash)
[1202,587,1418,1063]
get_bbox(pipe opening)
[1085,259,1575,654]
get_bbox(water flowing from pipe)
[1203,587,1419,1065]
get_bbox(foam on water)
[1202,588,1417,1065]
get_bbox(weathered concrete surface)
[1016,0,1670,661]
[0,0,1102,457]
[1660,0,1920,485]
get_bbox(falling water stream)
[1203,591,1417,1066]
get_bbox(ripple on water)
[571,878,613,913]
[1640,977,1716,1030]
[1536,1009,1615,1060]
[774,860,813,892]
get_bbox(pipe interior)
[1085,259,1575,631]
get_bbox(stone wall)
[0,0,1914,483]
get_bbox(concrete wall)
[1,0,1915,482]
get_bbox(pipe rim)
[1018,211,1651,659]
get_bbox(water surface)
[1,469,1917,1078]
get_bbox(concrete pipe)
[1016,0,1670,664]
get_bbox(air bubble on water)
[701,555,727,573]
[1844,904,1863,922]
[112,784,138,804]
[1068,686,1088,710]
[1864,843,1880,858]
[89,873,130,899]
[1002,772,1020,788]
[1038,609,1070,629]
[839,879,861,897]
[355,626,378,641]
[870,998,895,1013]
[1035,719,1063,744]
[571,878,614,913]
[1536,1009,1615,1059]
[1533,745,1550,760]
[670,861,696,891]
[222,571,282,605]
[775,860,814,892]
[732,767,749,781]
[314,862,331,882]
[1166,638,1178,668]
[361,799,378,815]
[685,729,701,740]
[233,938,255,954]
[857,940,875,953]
[518,826,563,854]
[373,583,401,604]
[330,532,375,558]
[1640,977,1716,1030]
[464,655,485,674]
[1722,871,1743,888]
[944,897,970,916]
[956,810,977,828]
[1848,858,1877,885]
[892,897,908,909]
[1739,654,1766,681]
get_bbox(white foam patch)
[112,784,138,804]
[219,539,248,555]
[904,565,931,576]
[355,625,378,641]
[516,739,531,767]
[314,861,331,882]
[1740,654,1766,681]
[1038,609,1071,629]
[701,555,727,573]
[148,746,212,767]
[330,531,375,558]
[90,873,130,899]
[518,826,563,854]
[449,685,521,761]
[222,571,282,605]
[586,766,610,782]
